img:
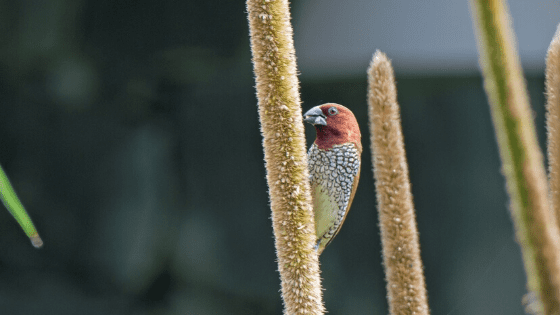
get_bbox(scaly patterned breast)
[308,142,360,253]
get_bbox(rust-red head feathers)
[304,103,362,153]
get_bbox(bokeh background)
[0,0,558,314]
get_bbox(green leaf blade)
[0,164,43,248]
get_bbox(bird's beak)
[303,106,327,126]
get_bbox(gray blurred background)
[0,0,558,314]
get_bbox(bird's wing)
[315,159,361,253]
[312,182,340,254]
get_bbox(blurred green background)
[0,0,556,314]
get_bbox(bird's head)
[303,103,361,153]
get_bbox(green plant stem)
[0,164,42,248]
[471,0,560,313]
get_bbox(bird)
[303,103,362,255]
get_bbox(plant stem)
[471,1,560,313]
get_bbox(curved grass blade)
[0,164,42,248]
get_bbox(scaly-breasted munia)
[304,103,362,255]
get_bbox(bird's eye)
[328,107,338,116]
